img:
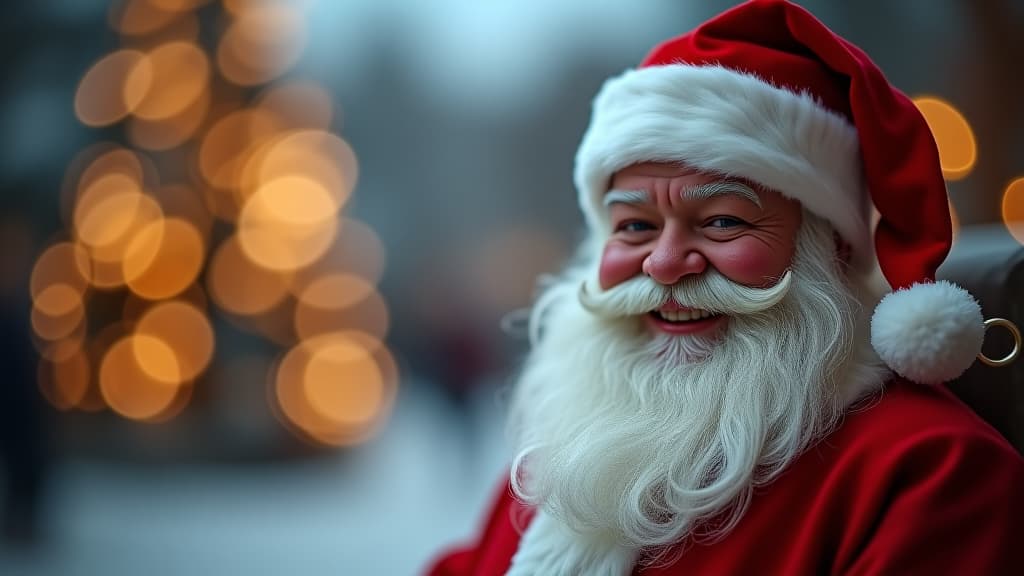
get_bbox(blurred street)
[0,380,507,576]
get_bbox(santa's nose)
[642,235,707,285]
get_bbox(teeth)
[657,309,713,322]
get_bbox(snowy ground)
[0,382,508,576]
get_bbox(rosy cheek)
[709,238,795,287]
[598,243,644,290]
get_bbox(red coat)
[428,381,1024,575]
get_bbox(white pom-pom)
[870,280,984,384]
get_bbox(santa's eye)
[616,220,656,233]
[706,216,746,229]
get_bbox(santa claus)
[429,1,1024,574]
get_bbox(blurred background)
[0,0,1021,574]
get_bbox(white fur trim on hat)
[574,64,876,274]
[870,280,984,385]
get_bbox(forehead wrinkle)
[681,181,762,208]
[603,189,651,208]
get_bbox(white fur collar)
[507,509,639,576]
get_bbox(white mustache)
[578,268,793,318]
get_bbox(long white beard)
[506,213,889,570]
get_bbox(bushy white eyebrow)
[602,189,650,208]
[682,181,762,208]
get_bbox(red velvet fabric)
[640,0,951,292]
[427,381,1024,575]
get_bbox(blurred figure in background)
[429,1,1024,574]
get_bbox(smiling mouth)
[651,308,717,323]
[645,305,726,335]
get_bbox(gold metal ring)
[977,318,1022,367]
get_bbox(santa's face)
[599,162,803,339]
[509,164,889,554]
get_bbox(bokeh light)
[913,96,978,181]
[75,50,151,126]
[197,107,281,193]
[296,273,374,311]
[111,0,181,37]
[135,300,215,381]
[207,235,292,315]
[303,338,385,427]
[149,183,214,243]
[120,8,202,50]
[239,129,357,207]
[131,333,182,384]
[31,284,85,341]
[33,326,87,364]
[74,173,147,248]
[41,0,396,444]
[289,218,386,295]
[294,287,389,342]
[149,0,212,12]
[123,282,208,323]
[30,242,92,300]
[257,81,334,130]
[37,349,91,411]
[99,335,182,420]
[217,2,307,86]
[78,191,165,289]
[127,87,211,150]
[273,332,396,446]
[128,41,209,121]
[123,217,206,300]
[1001,177,1024,244]
[237,175,339,271]
[65,147,154,224]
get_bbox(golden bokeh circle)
[273,332,396,446]
[197,107,281,191]
[30,242,92,300]
[237,175,339,271]
[127,86,211,151]
[100,335,182,420]
[302,336,385,427]
[123,217,205,300]
[136,300,215,381]
[131,333,183,384]
[216,3,306,86]
[127,41,210,121]
[1002,177,1024,245]
[31,284,85,341]
[240,130,357,209]
[913,96,977,181]
[207,235,292,315]
[79,194,165,289]
[74,173,145,248]
[75,50,151,126]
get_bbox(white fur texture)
[870,280,983,384]
[506,509,638,576]
[574,64,876,275]
[508,214,890,572]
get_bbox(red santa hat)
[574,0,984,384]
